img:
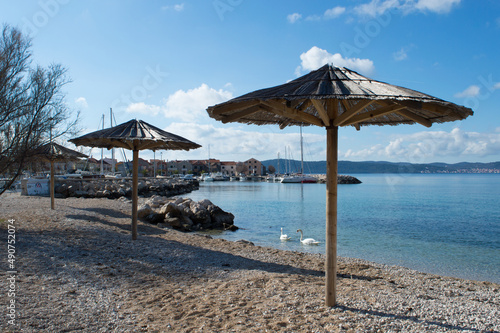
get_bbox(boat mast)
[110,108,115,173]
[284,146,287,174]
[300,125,304,174]
[277,152,280,175]
[208,144,211,174]
[100,114,104,175]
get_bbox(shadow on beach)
[19,208,324,280]
[2,199,494,333]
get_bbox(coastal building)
[207,158,221,173]
[116,158,150,176]
[103,158,117,172]
[75,158,112,174]
[221,161,237,176]
[166,160,194,175]
[189,160,209,175]
[149,159,170,176]
[244,158,264,176]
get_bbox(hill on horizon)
[261,159,500,174]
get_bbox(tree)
[0,25,79,195]
[235,162,248,175]
[267,165,276,174]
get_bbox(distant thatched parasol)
[70,119,201,240]
[33,142,88,210]
[207,64,473,306]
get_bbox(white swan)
[296,229,319,245]
[280,227,291,241]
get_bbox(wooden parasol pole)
[325,125,338,307]
[132,148,139,240]
[50,160,55,210]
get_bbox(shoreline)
[0,193,499,332]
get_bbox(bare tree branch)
[0,25,79,196]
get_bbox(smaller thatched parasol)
[33,142,88,210]
[70,119,201,240]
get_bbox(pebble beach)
[0,192,498,332]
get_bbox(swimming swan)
[296,229,319,245]
[280,227,291,241]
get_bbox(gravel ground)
[0,192,498,332]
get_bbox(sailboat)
[281,174,317,183]
[202,145,214,181]
[281,126,317,184]
[266,152,282,182]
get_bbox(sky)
[1,0,500,164]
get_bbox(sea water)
[184,174,500,283]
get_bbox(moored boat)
[281,174,317,183]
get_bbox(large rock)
[208,205,235,229]
[162,202,182,216]
[145,213,164,224]
[141,196,238,232]
[198,199,213,209]
[164,214,193,230]
[137,203,153,218]
[190,201,211,225]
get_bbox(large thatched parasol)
[34,142,87,210]
[70,119,201,239]
[207,64,473,307]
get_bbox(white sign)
[26,179,49,196]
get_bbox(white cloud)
[413,0,461,14]
[125,102,161,116]
[355,0,399,17]
[162,122,326,161]
[75,97,88,108]
[287,13,302,23]
[162,3,184,12]
[303,7,345,21]
[305,15,322,21]
[454,85,480,98]
[341,128,500,162]
[163,84,232,121]
[493,82,500,90]
[393,48,407,61]
[354,0,461,17]
[298,46,375,75]
[324,6,346,19]
[393,44,415,61]
[123,84,232,122]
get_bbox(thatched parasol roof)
[31,142,87,211]
[69,119,201,151]
[34,142,88,162]
[207,64,473,129]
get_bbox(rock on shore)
[138,196,237,232]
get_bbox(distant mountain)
[261,159,500,174]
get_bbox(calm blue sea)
[184,174,500,283]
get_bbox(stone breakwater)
[138,195,237,232]
[337,175,362,184]
[53,178,199,199]
[314,174,362,184]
